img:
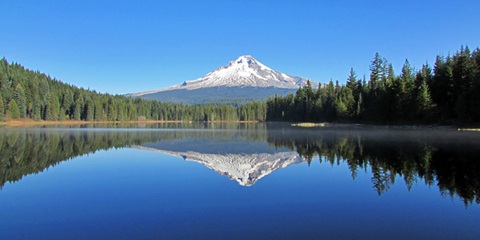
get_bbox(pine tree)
[30,92,42,120]
[59,107,66,121]
[399,59,415,121]
[414,65,434,121]
[115,102,124,121]
[364,53,387,121]
[72,102,82,120]
[94,100,103,121]
[369,53,386,91]
[14,83,26,118]
[8,99,20,119]
[452,46,476,122]
[0,94,4,121]
[431,55,454,120]
[46,95,60,121]
[61,89,74,119]
[0,62,12,102]
[356,93,363,118]
[400,59,414,92]
[85,100,94,121]
[38,78,50,120]
[386,64,395,87]
[346,68,357,92]
[335,97,347,120]
[470,48,480,121]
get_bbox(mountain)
[129,55,313,104]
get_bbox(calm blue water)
[0,124,479,239]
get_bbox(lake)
[0,123,479,239]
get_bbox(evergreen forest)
[267,46,480,125]
[0,58,266,122]
[1,45,479,125]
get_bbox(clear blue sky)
[1,0,479,94]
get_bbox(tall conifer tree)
[414,65,434,120]
[346,68,357,92]
[8,99,20,119]
[14,83,26,118]
[0,94,4,121]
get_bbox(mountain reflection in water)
[134,144,302,187]
[0,123,479,206]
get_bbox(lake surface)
[1,123,479,239]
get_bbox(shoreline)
[1,119,479,131]
[0,119,260,127]
[289,122,480,131]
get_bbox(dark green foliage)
[267,46,480,125]
[267,79,357,123]
[84,100,94,121]
[452,46,478,123]
[8,99,20,119]
[237,102,266,121]
[1,125,480,206]
[13,84,26,118]
[413,65,434,120]
[0,93,4,121]
[0,123,269,189]
[369,52,387,91]
[0,58,267,122]
[0,129,171,189]
[1,45,478,125]
[267,126,480,205]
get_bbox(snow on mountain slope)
[130,55,312,97]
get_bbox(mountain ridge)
[129,56,314,104]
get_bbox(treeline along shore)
[1,45,479,125]
[267,46,480,125]
[0,58,266,123]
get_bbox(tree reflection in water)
[1,124,479,206]
[267,125,480,206]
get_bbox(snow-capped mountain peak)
[228,55,272,71]
[130,55,312,97]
